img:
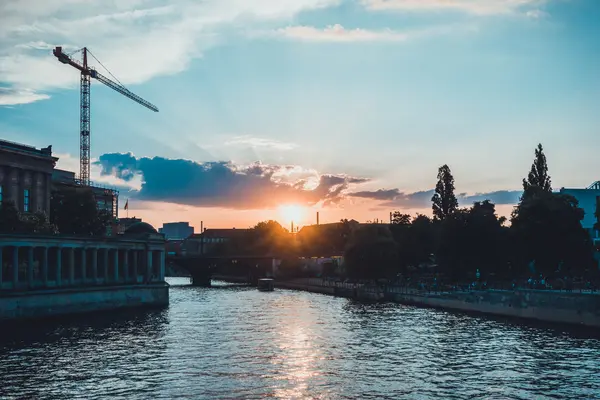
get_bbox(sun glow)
[278,204,304,228]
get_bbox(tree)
[390,214,439,275]
[437,208,470,280]
[436,200,510,282]
[215,220,296,257]
[391,211,411,225]
[344,224,398,280]
[50,187,112,236]
[251,220,295,256]
[19,211,57,234]
[432,164,458,221]
[510,190,594,278]
[407,214,437,267]
[0,201,56,234]
[512,143,593,278]
[522,143,552,198]
[0,201,21,233]
[336,219,356,250]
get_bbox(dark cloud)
[350,189,401,200]
[350,189,522,208]
[95,153,369,209]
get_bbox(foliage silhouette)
[432,164,458,221]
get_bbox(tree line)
[344,144,596,282]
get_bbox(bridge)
[166,253,279,286]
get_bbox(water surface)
[1,278,599,399]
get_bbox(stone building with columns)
[0,139,169,320]
[0,221,168,320]
[0,139,57,215]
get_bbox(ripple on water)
[0,277,599,400]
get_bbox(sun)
[278,204,304,226]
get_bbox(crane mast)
[80,48,91,185]
[53,46,158,186]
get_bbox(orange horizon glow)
[122,201,517,234]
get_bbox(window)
[0,185,2,204]
[24,189,29,212]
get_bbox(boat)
[257,278,275,292]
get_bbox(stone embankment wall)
[386,288,600,328]
[0,284,169,321]
[275,281,335,295]
[273,278,600,328]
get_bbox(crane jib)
[51,45,159,185]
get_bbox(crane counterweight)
[53,46,158,186]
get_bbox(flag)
[124,199,129,210]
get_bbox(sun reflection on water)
[269,298,324,399]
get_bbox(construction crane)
[53,46,159,186]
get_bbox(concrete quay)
[272,278,600,329]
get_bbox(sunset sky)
[1,0,599,231]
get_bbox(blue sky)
[1,0,599,228]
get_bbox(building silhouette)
[159,222,194,240]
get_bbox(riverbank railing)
[298,277,599,296]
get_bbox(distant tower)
[291,221,294,233]
[317,211,320,225]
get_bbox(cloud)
[363,0,548,16]
[0,87,50,105]
[14,41,79,51]
[224,135,298,150]
[0,0,341,105]
[350,188,522,208]
[54,152,142,193]
[95,152,369,209]
[270,24,411,42]
[525,9,549,19]
[350,188,401,200]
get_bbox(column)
[35,172,44,213]
[9,168,19,208]
[103,248,109,282]
[132,251,138,284]
[32,171,39,212]
[160,250,165,281]
[56,247,62,286]
[92,248,98,283]
[45,174,52,215]
[42,247,48,287]
[12,246,18,288]
[81,248,87,284]
[147,250,153,283]
[27,246,34,288]
[69,247,75,285]
[113,249,119,283]
[123,250,129,283]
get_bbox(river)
[1,278,599,399]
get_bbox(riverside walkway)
[274,278,600,328]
